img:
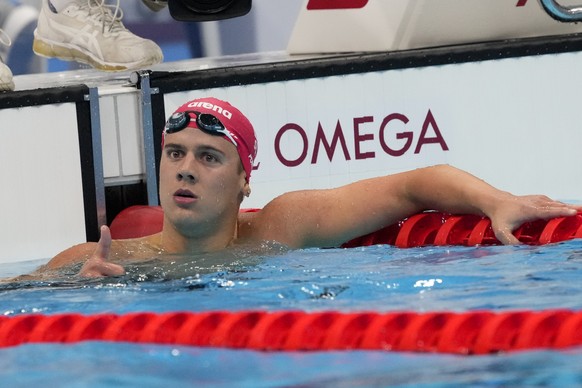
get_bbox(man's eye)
[167,150,182,159]
[203,153,217,162]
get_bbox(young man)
[36,97,579,278]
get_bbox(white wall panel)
[99,95,121,179]
[100,91,143,184]
[116,93,143,179]
[0,104,86,262]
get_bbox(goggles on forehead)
[164,110,238,147]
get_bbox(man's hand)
[79,226,126,278]
[489,195,580,245]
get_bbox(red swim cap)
[163,97,258,181]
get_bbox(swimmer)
[25,97,581,279]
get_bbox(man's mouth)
[174,189,195,198]
[173,189,197,203]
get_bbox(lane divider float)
[8,208,574,354]
[1,309,582,354]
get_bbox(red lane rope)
[11,210,577,354]
[2,309,582,354]
[342,211,582,248]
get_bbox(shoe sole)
[33,35,162,72]
[0,81,15,91]
[141,1,167,12]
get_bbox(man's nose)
[176,157,197,182]
[177,169,196,182]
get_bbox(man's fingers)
[94,225,112,260]
[94,262,125,277]
[494,226,520,245]
[79,225,125,278]
[529,197,579,219]
[539,206,577,219]
[80,260,125,278]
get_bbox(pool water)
[1,241,582,386]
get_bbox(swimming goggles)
[164,110,237,147]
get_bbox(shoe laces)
[0,29,11,61]
[85,0,125,35]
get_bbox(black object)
[169,0,252,21]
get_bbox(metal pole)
[539,0,582,22]
[86,87,107,228]
[137,70,160,206]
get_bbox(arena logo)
[274,110,449,167]
[186,101,232,119]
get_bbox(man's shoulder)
[45,241,99,270]
[110,234,162,258]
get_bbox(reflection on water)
[0,240,581,315]
[0,240,289,291]
[1,241,582,386]
[122,239,289,281]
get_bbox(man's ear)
[243,182,251,197]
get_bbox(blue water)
[2,241,582,387]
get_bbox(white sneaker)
[141,0,168,12]
[33,0,163,71]
[0,4,40,75]
[0,30,15,91]
[0,58,14,91]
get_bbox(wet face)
[159,127,249,236]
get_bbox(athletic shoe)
[0,4,39,75]
[0,30,15,91]
[141,0,168,12]
[33,0,163,71]
[0,57,14,91]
